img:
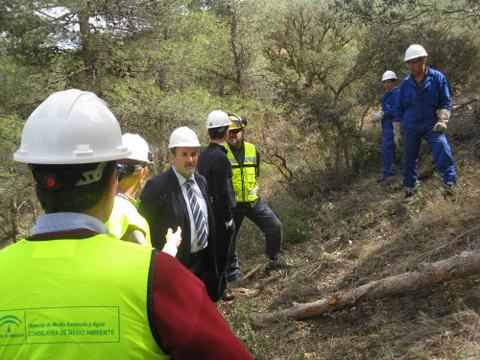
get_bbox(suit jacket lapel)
[167,167,189,221]
[167,167,192,258]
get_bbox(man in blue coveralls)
[395,44,456,199]
[373,70,400,182]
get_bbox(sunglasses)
[116,163,144,174]
[229,128,242,134]
[116,163,127,173]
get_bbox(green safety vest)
[226,142,259,203]
[106,195,152,247]
[0,234,167,359]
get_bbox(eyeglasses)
[229,128,242,134]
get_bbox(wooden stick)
[243,263,263,280]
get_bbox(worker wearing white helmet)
[197,110,237,300]
[395,44,456,200]
[106,133,155,247]
[139,126,222,302]
[0,90,252,359]
[372,70,401,183]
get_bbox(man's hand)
[225,219,234,231]
[162,226,182,257]
[225,220,235,240]
[433,109,450,132]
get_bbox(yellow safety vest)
[0,234,167,359]
[226,142,259,203]
[106,195,152,247]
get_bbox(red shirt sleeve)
[150,251,253,360]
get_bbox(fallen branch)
[252,250,480,328]
[243,264,263,280]
[231,287,258,297]
[452,98,479,113]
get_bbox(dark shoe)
[443,182,456,197]
[265,258,290,272]
[226,272,241,283]
[403,188,416,203]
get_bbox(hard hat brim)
[14,148,131,165]
[404,55,427,62]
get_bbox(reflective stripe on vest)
[106,195,152,247]
[0,235,167,359]
[226,142,259,203]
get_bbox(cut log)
[252,250,480,328]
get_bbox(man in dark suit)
[198,110,236,300]
[138,127,221,301]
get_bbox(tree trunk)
[78,11,96,85]
[252,250,480,328]
[9,198,20,243]
[228,5,243,92]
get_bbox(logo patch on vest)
[0,310,24,345]
[0,306,120,346]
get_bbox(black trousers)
[226,199,282,281]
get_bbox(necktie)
[185,179,208,249]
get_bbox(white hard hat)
[168,126,201,148]
[381,70,397,82]
[404,44,428,62]
[14,89,130,164]
[122,133,151,163]
[206,110,232,129]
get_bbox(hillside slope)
[222,102,480,359]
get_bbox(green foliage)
[0,0,479,247]
[273,197,314,245]
[0,114,22,161]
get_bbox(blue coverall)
[395,67,456,189]
[380,87,400,178]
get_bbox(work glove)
[371,110,383,122]
[433,109,450,132]
[162,226,182,257]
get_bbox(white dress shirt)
[172,167,209,253]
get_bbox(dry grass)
[221,105,480,359]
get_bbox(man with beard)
[224,114,285,284]
[139,127,221,301]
